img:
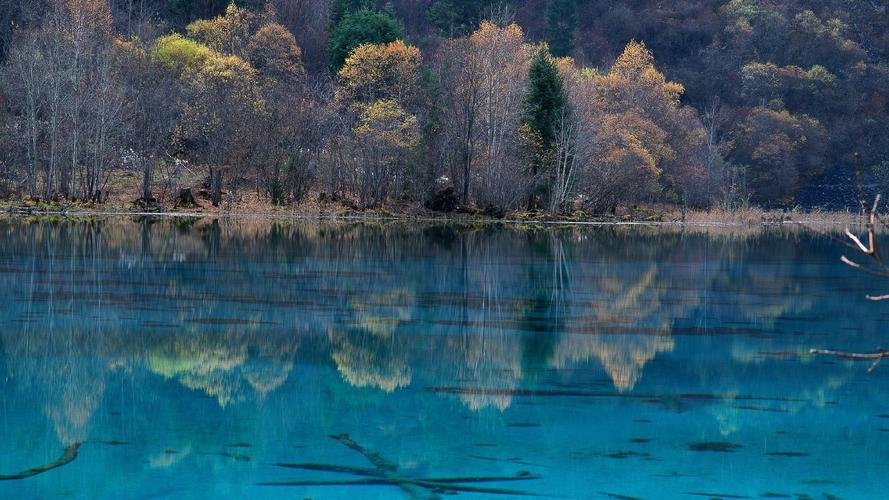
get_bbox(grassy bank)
[0,196,868,229]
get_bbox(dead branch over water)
[810,154,889,371]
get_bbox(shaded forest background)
[1,0,888,213]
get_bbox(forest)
[1,0,887,214]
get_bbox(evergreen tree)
[427,0,486,36]
[523,44,567,209]
[545,0,576,58]
[525,45,566,154]
[328,7,404,70]
[328,0,351,34]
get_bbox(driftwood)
[0,443,80,481]
[260,433,543,498]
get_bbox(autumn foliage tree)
[334,39,423,207]
[4,0,878,213]
[467,21,533,212]
[589,41,708,210]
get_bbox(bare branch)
[844,229,871,254]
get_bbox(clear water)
[0,217,887,499]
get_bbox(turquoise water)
[0,217,887,499]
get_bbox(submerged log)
[261,434,543,498]
[810,348,889,372]
[0,443,80,481]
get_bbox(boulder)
[426,186,460,213]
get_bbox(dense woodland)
[0,0,887,213]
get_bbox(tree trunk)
[211,169,223,207]
[142,160,152,201]
[461,141,471,204]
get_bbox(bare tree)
[469,21,532,212]
[117,37,180,204]
[40,2,69,200]
[549,104,578,214]
[4,30,45,198]
[82,41,126,201]
[250,77,327,205]
[435,37,483,204]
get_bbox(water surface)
[0,217,886,499]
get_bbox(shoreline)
[1,204,867,228]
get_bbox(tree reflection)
[0,217,836,429]
[328,327,412,392]
[548,262,681,391]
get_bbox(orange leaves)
[598,41,684,113]
[733,106,827,203]
[469,20,525,53]
[64,0,114,38]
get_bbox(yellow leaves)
[328,327,412,392]
[153,33,259,100]
[354,99,419,151]
[185,17,227,50]
[185,1,263,57]
[153,34,214,74]
[336,40,421,106]
[611,41,656,80]
[147,336,248,407]
[181,1,304,86]
[247,23,304,81]
[663,82,685,104]
[335,40,422,207]
[198,52,256,82]
[348,289,415,338]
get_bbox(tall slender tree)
[525,45,566,154]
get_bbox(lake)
[0,217,886,499]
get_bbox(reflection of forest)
[0,217,841,446]
[148,328,299,406]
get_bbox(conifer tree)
[328,5,404,70]
[524,44,567,209]
[546,0,576,58]
[525,45,566,155]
